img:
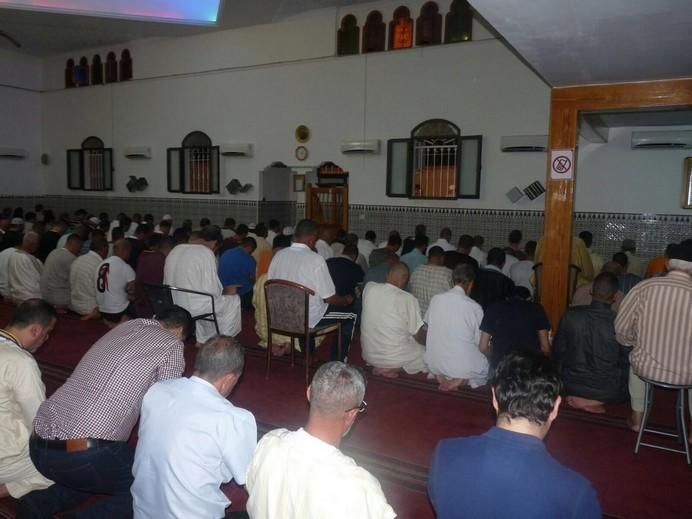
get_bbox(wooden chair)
[532,262,581,306]
[264,279,341,384]
[143,283,220,336]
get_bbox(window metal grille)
[412,137,458,198]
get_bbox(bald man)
[95,239,136,327]
[361,263,426,378]
[8,233,43,304]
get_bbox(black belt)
[31,435,116,453]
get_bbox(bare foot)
[627,411,643,432]
[566,396,606,414]
[437,376,465,392]
[271,344,290,357]
[373,367,400,378]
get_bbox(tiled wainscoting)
[2,195,690,263]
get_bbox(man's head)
[524,240,537,260]
[240,237,257,254]
[293,219,320,248]
[386,232,402,252]
[158,220,172,236]
[386,262,410,289]
[90,234,109,258]
[65,233,84,255]
[308,361,367,438]
[273,234,292,251]
[111,226,125,242]
[612,252,629,272]
[157,305,193,341]
[199,217,211,228]
[452,263,475,294]
[473,235,484,249]
[197,225,223,252]
[342,244,359,261]
[7,299,57,353]
[156,236,176,256]
[194,335,245,397]
[487,247,506,268]
[667,241,692,274]
[457,234,474,255]
[508,229,522,248]
[20,232,40,254]
[255,223,268,239]
[578,231,593,248]
[172,227,189,245]
[414,223,427,237]
[113,239,132,261]
[427,246,445,266]
[414,234,428,252]
[344,233,359,247]
[591,272,619,304]
[621,239,636,253]
[439,227,452,242]
[268,219,281,232]
[224,217,236,229]
[491,352,563,439]
[601,260,623,276]
[364,230,376,243]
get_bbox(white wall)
[576,127,692,215]
[0,49,44,195]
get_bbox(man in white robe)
[40,234,83,310]
[164,226,241,344]
[8,233,43,304]
[0,245,16,298]
[425,264,488,391]
[361,263,426,377]
[69,235,108,318]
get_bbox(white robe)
[0,247,16,298]
[164,244,241,343]
[8,251,43,303]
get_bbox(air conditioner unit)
[500,135,548,152]
[123,146,152,159]
[220,142,253,157]
[341,140,381,154]
[0,147,27,159]
[631,130,692,149]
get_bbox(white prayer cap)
[88,216,101,226]
[282,226,294,235]
[162,214,173,221]
[10,217,24,225]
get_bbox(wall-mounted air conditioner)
[631,130,692,149]
[500,135,548,152]
[0,147,27,159]
[123,146,152,159]
[341,140,381,154]
[220,142,253,157]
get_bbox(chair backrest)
[532,262,543,303]
[567,264,582,304]
[264,279,313,335]
[142,284,174,317]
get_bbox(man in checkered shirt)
[20,306,192,518]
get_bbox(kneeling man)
[132,336,257,518]
[429,352,601,518]
[361,263,426,377]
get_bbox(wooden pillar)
[541,96,578,329]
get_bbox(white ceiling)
[0,0,375,56]
[467,0,692,86]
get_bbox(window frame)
[66,136,113,192]
[167,131,220,195]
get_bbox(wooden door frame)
[541,78,692,328]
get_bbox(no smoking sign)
[550,149,574,180]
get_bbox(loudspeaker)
[506,187,524,203]
[524,181,546,200]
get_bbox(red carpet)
[1,302,691,518]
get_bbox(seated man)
[96,239,136,327]
[571,260,625,312]
[0,243,17,299]
[409,246,453,316]
[326,243,364,315]
[425,264,487,391]
[132,336,257,518]
[357,230,377,267]
[8,232,43,304]
[427,227,456,253]
[165,225,241,344]
[535,235,594,287]
[69,235,108,319]
[40,233,83,312]
[268,219,354,361]
[612,251,642,295]
[218,237,257,310]
[0,301,56,503]
[615,241,692,433]
[553,272,629,413]
[479,286,551,370]
[26,307,193,518]
[246,362,395,519]
[134,235,174,318]
[429,352,602,519]
[369,233,402,269]
[470,247,515,309]
[443,234,479,272]
[363,251,399,286]
[400,234,428,274]
[361,263,426,377]
[509,240,537,296]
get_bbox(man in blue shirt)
[218,237,257,309]
[428,352,602,519]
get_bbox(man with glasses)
[246,361,395,519]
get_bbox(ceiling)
[0,0,374,56]
[582,109,692,128]
[467,0,692,86]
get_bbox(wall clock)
[295,145,308,161]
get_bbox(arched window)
[337,14,360,56]
[389,6,413,50]
[167,131,220,194]
[105,52,118,83]
[416,2,442,46]
[91,54,103,85]
[64,59,75,88]
[74,56,89,87]
[386,119,482,199]
[445,0,473,43]
[119,49,133,81]
[66,136,113,191]
[362,11,385,53]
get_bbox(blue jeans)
[22,437,134,519]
